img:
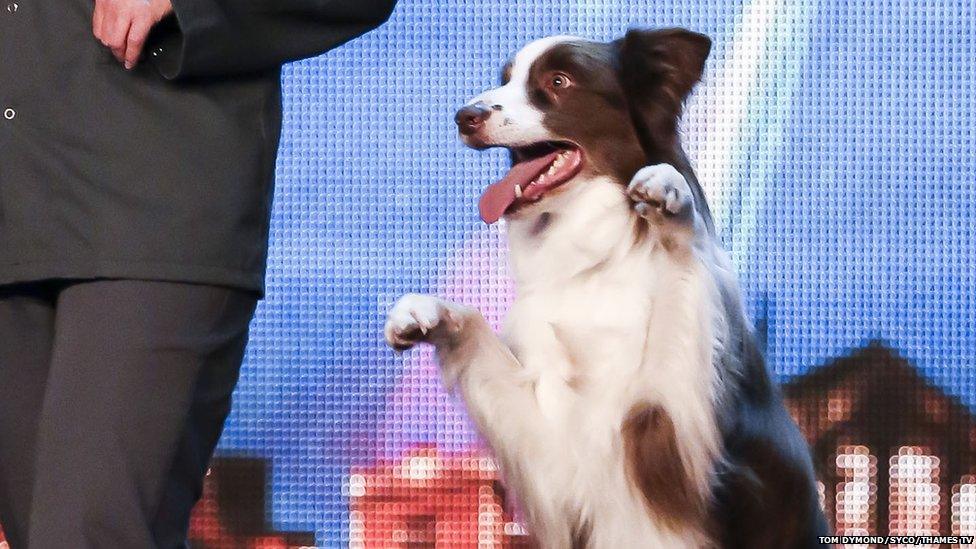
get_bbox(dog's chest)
[501,259,718,547]
[500,179,714,427]
[503,256,662,418]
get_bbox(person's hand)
[92,0,174,70]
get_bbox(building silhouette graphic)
[783,343,976,540]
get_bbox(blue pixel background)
[212,0,975,545]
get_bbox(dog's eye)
[551,73,571,89]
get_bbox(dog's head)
[456,29,711,223]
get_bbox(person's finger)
[92,1,105,42]
[124,17,152,69]
[92,1,112,45]
[106,11,132,62]
[96,2,120,49]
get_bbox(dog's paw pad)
[627,164,694,220]
[384,294,447,351]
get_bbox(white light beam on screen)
[686,0,816,271]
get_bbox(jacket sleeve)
[148,0,397,80]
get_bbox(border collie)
[385,28,828,548]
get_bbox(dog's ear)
[615,28,711,157]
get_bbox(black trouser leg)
[150,327,250,548]
[0,283,58,548]
[25,279,256,549]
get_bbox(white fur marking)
[465,36,579,148]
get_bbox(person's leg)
[0,282,59,548]
[26,279,256,549]
[150,330,253,548]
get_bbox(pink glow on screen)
[377,226,515,457]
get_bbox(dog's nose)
[455,102,493,135]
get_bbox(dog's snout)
[455,102,493,135]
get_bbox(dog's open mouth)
[478,142,584,224]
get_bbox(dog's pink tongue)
[478,152,558,224]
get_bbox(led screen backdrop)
[4,0,973,547]
[225,0,976,545]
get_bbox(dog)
[384,28,828,548]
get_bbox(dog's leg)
[626,164,709,254]
[383,293,547,450]
[384,294,524,394]
[384,294,567,545]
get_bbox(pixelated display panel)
[209,0,976,545]
[2,0,972,547]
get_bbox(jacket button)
[3,108,15,120]
[6,2,17,13]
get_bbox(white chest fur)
[498,177,725,547]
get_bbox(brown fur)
[524,41,649,184]
[621,402,707,532]
[614,28,712,161]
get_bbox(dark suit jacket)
[0,0,396,296]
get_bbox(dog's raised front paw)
[384,294,461,351]
[627,164,694,222]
